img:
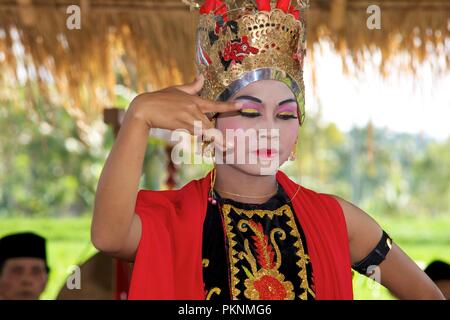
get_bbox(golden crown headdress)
[184,0,309,125]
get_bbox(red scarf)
[128,170,353,299]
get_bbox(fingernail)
[234,102,243,108]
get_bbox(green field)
[1,214,449,300]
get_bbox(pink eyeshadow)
[277,103,297,114]
[238,101,264,111]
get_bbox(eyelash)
[276,112,298,120]
[239,109,261,118]
[238,109,298,120]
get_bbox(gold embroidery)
[206,287,221,300]
[237,219,295,300]
[238,239,257,274]
[221,203,313,300]
[222,204,241,298]
[270,228,286,270]
[229,204,289,219]
[202,258,222,300]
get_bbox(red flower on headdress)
[276,0,291,12]
[289,5,300,20]
[220,36,259,70]
[201,0,301,20]
[257,0,301,17]
[256,0,271,11]
[200,0,228,20]
[200,0,221,14]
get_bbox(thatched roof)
[0,0,448,134]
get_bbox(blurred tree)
[410,138,450,216]
[0,98,111,217]
[1,93,448,218]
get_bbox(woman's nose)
[259,116,279,133]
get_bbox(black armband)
[352,230,393,275]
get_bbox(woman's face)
[215,79,299,176]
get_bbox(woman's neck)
[213,164,278,204]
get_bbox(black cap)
[424,260,450,282]
[0,232,48,268]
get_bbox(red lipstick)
[255,148,277,158]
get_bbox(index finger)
[194,96,243,114]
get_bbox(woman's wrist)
[126,94,154,130]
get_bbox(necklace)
[286,184,301,204]
[214,183,279,199]
[208,169,302,205]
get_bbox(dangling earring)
[201,118,216,159]
[201,140,214,158]
[289,140,298,161]
[288,150,296,161]
[206,117,217,205]
[208,167,217,205]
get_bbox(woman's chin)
[228,162,280,176]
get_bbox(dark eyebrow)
[278,98,296,106]
[234,95,262,103]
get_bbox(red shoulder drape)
[128,170,353,299]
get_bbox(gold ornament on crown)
[185,0,310,125]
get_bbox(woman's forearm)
[91,103,150,253]
[380,244,445,300]
[91,77,239,255]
